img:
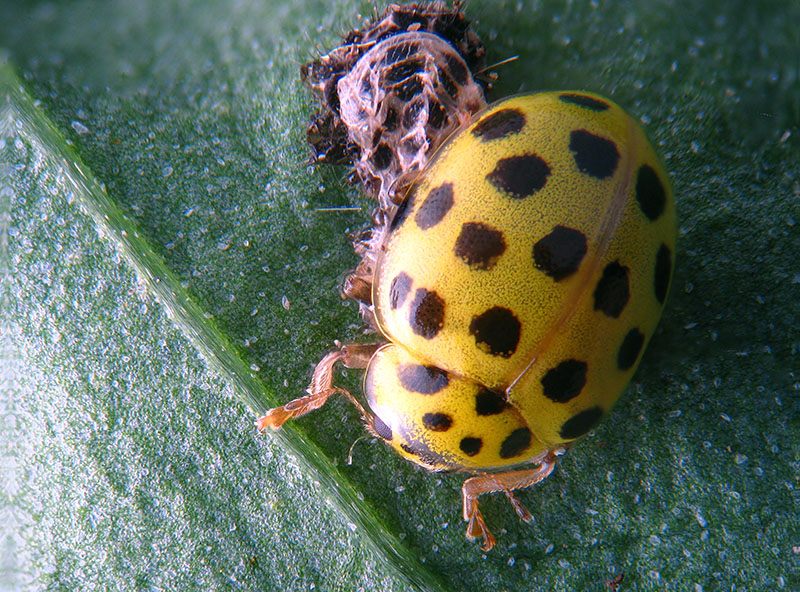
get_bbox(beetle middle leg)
[461,447,565,551]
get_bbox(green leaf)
[1,62,439,591]
[1,1,797,591]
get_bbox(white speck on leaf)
[71,120,89,135]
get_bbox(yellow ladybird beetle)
[258,91,676,551]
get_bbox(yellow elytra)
[260,91,676,551]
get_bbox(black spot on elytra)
[569,129,620,179]
[389,272,412,310]
[469,307,521,358]
[415,182,454,230]
[558,93,610,111]
[636,165,667,221]
[454,222,507,270]
[533,225,588,281]
[400,442,418,456]
[397,363,449,394]
[618,328,645,370]
[499,427,532,458]
[409,288,445,338]
[471,108,526,141]
[654,244,672,305]
[559,407,603,440]
[460,437,482,456]
[389,190,415,231]
[475,388,508,416]
[372,415,393,440]
[422,412,453,432]
[541,359,588,403]
[486,154,551,199]
[399,441,446,468]
[594,261,630,318]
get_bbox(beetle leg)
[461,448,563,551]
[256,343,379,430]
[463,495,496,552]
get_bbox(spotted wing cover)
[364,344,544,470]
[373,92,675,445]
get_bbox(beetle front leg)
[256,343,379,430]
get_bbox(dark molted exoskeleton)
[301,2,490,319]
[301,2,488,209]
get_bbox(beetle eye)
[371,414,394,441]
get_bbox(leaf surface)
[1,1,797,590]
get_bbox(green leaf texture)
[1,1,797,591]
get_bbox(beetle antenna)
[346,434,371,465]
